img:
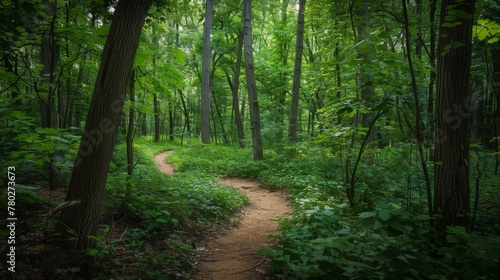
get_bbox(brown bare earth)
[153,151,291,280]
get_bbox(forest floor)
[153,151,291,280]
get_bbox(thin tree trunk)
[179,89,191,134]
[355,0,375,142]
[213,91,229,143]
[127,69,136,177]
[402,0,433,218]
[41,0,63,190]
[472,75,484,141]
[243,0,263,160]
[169,100,174,141]
[154,93,160,142]
[288,0,306,142]
[227,31,245,148]
[58,0,152,251]
[428,0,438,141]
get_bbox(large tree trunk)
[200,0,214,144]
[288,0,306,142]
[58,0,152,250]
[243,0,263,160]
[434,0,475,230]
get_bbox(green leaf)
[378,209,391,221]
[415,214,432,220]
[300,255,309,263]
[88,249,99,256]
[359,211,376,219]
[487,37,499,43]
[35,127,59,135]
[172,48,187,66]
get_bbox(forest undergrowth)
[165,139,500,279]
[0,137,250,279]
[269,145,500,280]
[1,137,500,279]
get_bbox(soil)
[153,150,175,175]
[153,151,291,280]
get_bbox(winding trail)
[153,151,291,280]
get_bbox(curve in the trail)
[153,151,291,280]
[154,150,175,175]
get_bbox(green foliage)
[106,138,249,227]
[265,203,500,279]
[85,227,194,279]
[61,138,249,277]
[474,18,500,43]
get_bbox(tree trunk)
[154,93,160,142]
[472,75,484,141]
[41,0,65,191]
[288,0,306,142]
[428,0,438,141]
[434,0,475,230]
[402,0,432,219]
[201,0,214,144]
[127,69,136,177]
[58,0,152,250]
[228,31,245,148]
[355,0,375,142]
[276,0,290,140]
[179,89,191,134]
[243,0,263,160]
[213,91,229,144]
[169,99,175,141]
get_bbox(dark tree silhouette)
[58,0,153,250]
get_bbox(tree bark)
[243,0,263,160]
[58,0,152,250]
[201,0,214,144]
[288,0,306,142]
[492,45,500,174]
[434,0,475,230]
[154,93,160,142]
[428,0,438,142]
[228,31,245,148]
[127,69,136,177]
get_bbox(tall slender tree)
[288,0,306,142]
[243,0,263,160]
[434,0,476,230]
[58,0,152,250]
[201,0,214,144]
[228,30,245,148]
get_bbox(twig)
[231,256,266,275]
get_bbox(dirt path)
[153,151,291,280]
[154,150,175,175]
